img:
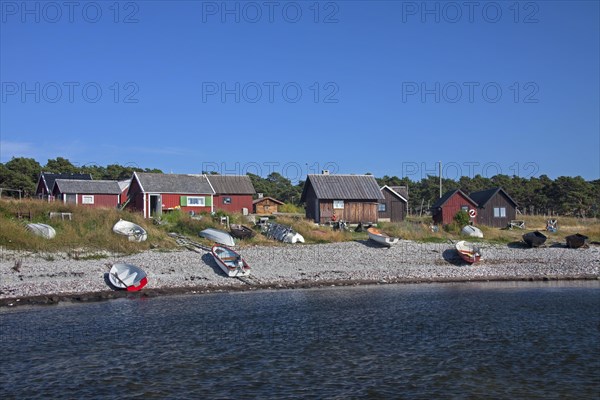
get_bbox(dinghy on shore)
[461,225,483,238]
[566,233,588,249]
[229,224,255,239]
[108,263,148,291]
[26,223,56,239]
[199,228,236,246]
[455,240,481,264]
[523,231,547,247]
[367,227,399,247]
[211,244,251,277]
[112,219,147,242]
[262,223,305,244]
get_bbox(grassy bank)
[1,199,598,257]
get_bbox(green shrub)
[453,210,470,227]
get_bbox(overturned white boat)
[112,219,148,242]
[26,223,56,239]
[199,228,236,247]
[262,222,304,244]
[461,225,483,238]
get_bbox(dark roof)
[469,187,518,207]
[208,175,256,194]
[253,196,284,205]
[381,185,409,202]
[134,172,214,194]
[53,179,122,194]
[39,172,92,191]
[301,174,385,201]
[431,189,477,209]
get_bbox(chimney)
[258,193,264,198]
[322,170,330,175]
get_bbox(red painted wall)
[76,194,119,208]
[213,194,253,213]
[160,193,212,215]
[434,192,478,225]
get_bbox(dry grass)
[0,199,177,254]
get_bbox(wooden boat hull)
[229,224,255,239]
[109,263,148,291]
[211,244,251,277]
[26,223,56,239]
[455,240,481,264]
[461,225,483,238]
[112,219,147,242]
[523,231,547,247]
[199,228,236,246]
[367,227,399,247]
[566,234,588,249]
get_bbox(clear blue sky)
[1,0,599,182]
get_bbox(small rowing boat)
[565,233,588,249]
[108,263,148,291]
[26,223,56,239]
[211,244,251,277]
[112,219,147,242]
[367,227,399,247]
[461,225,483,238]
[229,224,256,239]
[455,240,481,264]
[522,231,547,247]
[199,228,236,246]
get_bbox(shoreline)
[2,275,599,308]
[1,241,599,308]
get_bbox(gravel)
[1,241,599,306]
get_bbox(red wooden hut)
[207,175,255,214]
[52,179,121,208]
[431,189,478,225]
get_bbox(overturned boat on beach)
[199,228,236,247]
[26,223,56,239]
[112,219,147,242]
[262,222,304,244]
[523,231,547,247]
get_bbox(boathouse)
[207,175,256,214]
[431,189,478,225]
[253,196,284,215]
[126,172,214,218]
[469,187,518,228]
[52,179,122,208]
[36,172,93,200]
[301,173,384,224]
[379,185,409,222]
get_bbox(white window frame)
[494,207,506,218]
[82,195,94,204]
[187,196,205,207]
[333,200,344,209]
[223,197,232,205]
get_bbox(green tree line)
[1,157,598,217]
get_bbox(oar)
[111,271,129,289]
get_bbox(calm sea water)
[1,282,599,399]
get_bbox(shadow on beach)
[201,253,228,277]
[442,249,467,266]
[354,239,393,249]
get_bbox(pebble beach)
[1,240,599,307]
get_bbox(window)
[378,203,386,212]
[461,205,469,212]
[223,197,232,205]
[333,200,344,209]
[493,207,506,217]
[82,195,94,204]
[187,196,205,207]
